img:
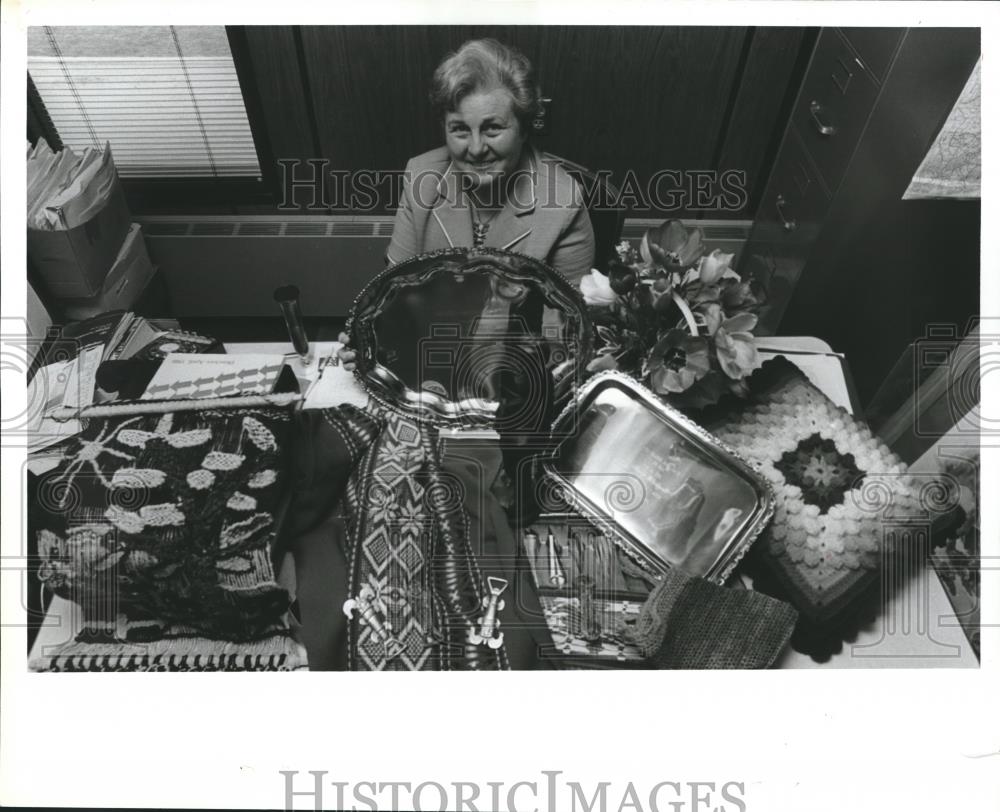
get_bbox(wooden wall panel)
[520,26,748,208]
[242,26,321,208]
[715,27,811,217]
[235,25,811,218]
[299,26,753,218]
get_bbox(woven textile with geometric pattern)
[29,406,306,672]
[340,405,508,671]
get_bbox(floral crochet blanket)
[30,406,306,671]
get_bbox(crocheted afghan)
[30,406,306,672]
[701,357,933,624]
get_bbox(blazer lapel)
[484,149,537,252]
[484,208,532,252]
[431,162,473,249]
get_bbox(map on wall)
[904,57,981,200]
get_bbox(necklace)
[470,200,502,248]
[472,217,490,248]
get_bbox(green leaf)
[639,231,654,265]
[587,354,619,373]
[596,325,620,345]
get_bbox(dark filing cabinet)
[744,27,981,408]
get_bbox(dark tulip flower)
[608,261,638,295]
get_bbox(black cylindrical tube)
[273,285,311,362]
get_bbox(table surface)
[28,337,979,669]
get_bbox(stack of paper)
[27,138,119,231]
[27,344,103,452]
[302,346,370,409]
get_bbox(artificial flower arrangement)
[581,219,765,409]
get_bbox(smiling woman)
[385,38,596,283]
[445,88,526,217]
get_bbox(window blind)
[28,26,261,179]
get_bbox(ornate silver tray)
[346,247,592,428]
[543,371,775,585]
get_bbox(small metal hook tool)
[470,576,508,649]
[343,585,404,659]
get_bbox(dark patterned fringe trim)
[31,652,305,672]
[29,632,308,672]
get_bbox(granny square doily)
[703,357,933,622]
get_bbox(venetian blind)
[28,25,261,179]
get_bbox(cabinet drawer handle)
[775,194,797,233]
[809,101,836,136]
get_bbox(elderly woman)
[339,38,591,357]
[387,38,595,279]
[299,40,592,671]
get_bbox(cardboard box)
[61,224,156,321]
[27,169,131,298]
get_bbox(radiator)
[138,215,750,318]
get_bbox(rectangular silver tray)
[543,371,775,585]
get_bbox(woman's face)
[444,87,527,193]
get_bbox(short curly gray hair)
[430,39,541,132]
